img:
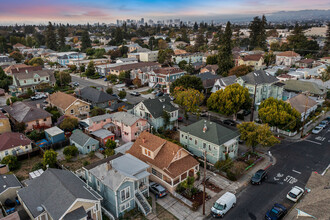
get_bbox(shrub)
[226,170,237,181]
[192,201,200,211]
[63,145,78,157]
[88,151,95,158]
[83,161,90,166]
[1,155,19,170]
[65,155,72,162]
[214,155,233,172]
[31,162,44,171]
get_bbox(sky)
[0,0,329,25]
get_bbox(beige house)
[0,132,32,160]
[238,54,265,70]
[48,92,90,118]
[276,51,301,66]
[0,112,11,134]
[286,94,318,121]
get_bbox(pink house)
[87,112,149,143]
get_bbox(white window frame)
[96,179,100,191]
[88,172,92,182]
[120,186,130,202]
[120,201,130,212]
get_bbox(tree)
[174,88,205,115]
[207,83,252,120]
[118,71,129,82]
[105,139,116,149]
[178,60,188,70]
[170,75,204,93]
[60,118,78,131]
[249,15,267,50]
[107,74,118,83]
[85,61,96,77]
[15,122,26,133]
[162,110,171,129]
[238,122,280,152]
[228,65,252,77]
[193,22,198,31]
[206,55,218,65]
[118,90,126,99]
[321,66,330,84]
[68,65,77,73]
[264,52,276,66]
[43,149,58,168]
[104,148,115,157]
[27,130,45,142]
[106,87,113,95]
[63,145,79,157]
[58,25,67,51]
[218,21,234,76]
[90,107,106,117]
[259,97,302,131]
[1,155,19,170]
[45,22,57,50]
[0,67,13,92]
[195,32,205,49]
[28,57,44,67]
[158,49,174,65]
[9,51,24,63]
[132,77,142,87]
[55,71,71,86]
[158,39,168,50]
[81,30,91,51]
[322,22,330,56]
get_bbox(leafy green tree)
[158,49,174,65]
[259,97,302,131]
[218,21,234,76]
[55,71,71,86]
[104,148,115,157]
[193,22,198,31]
[45,22,57,50]
[90,107,106,117]
[1,155,19,170]
[228,65,252,77]
[174,88,205,115]
[170,75,204,93]
[105,139,116,149]
[238,122,280,152]
[80,65,85,73]
[106,87,113,95]
[43,149,58,168]
[207,83,251,120]
[264,52,276,66]
[60,118,78,131]
[28,57,44,67]
[107,74,118,83]
[322,22,330,56]
[27,130,45,142]
[81,30,91,51]
[118,90,126,99]
[162,110,171,129]
[63,145,79,157]
[9,51,24,63]
[45,106,60,123]
[206,55,218,65]
[68,65,77,73]
[0,67,13,92]
[249,15,267,50]
[85,61,96,77]
[195,32,205,49]
[178,60,187,70]
[58,25,67,51]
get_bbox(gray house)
[132,97,178,130]
[70,129,99,154]
[180,120,240,164]
[76,86,117,109]
[17,168,102,220]
[0,174,22,204]
[236,70,284,109]
[83,153,152,219]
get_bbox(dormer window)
[143,148,151,158]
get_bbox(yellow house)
[0,132,32,160]
[238,54,265,70]
[48,91,90,118]
[0,113,11,134]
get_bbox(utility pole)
[250,83,258,122]
[300,93,309,138]
[202,150,206,215]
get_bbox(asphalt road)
[208,127,330,220]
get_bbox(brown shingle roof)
[110,62,160,72]
[277,51,300,57]
[241,54,263,61]
[0,132,31,151]
[286,94,318,114]
[4,64,42,74]
[153,67,184,75]
[49,92,83,111]
[127,131,199,178]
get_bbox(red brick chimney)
[142,138,146,143]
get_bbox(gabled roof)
[13,69,54,81]
[180,120,240,146]
[283,80,326,95]
[0,174,22,194]
[196,72,222,89]
[49,92,89,111]
[138,97,178,118]
[0,132,31,151]
[217,75,237,87]
[4,64,42,74]
[17,169,100,220]
[153,67,185,75]
[45,126,64,136]
[109,62,160,71]
[109,112,146,126]
[127,131,199,178]
[277,51,300,57]
[286,94,318,114]
[76,87,116,103]
[239,70,279,85]
[241,54,263,61]
[70,129,98,147]
[3,102,51,123]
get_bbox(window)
[203,143,206,149]
[136,122,139,126]
[85,105,88,109]
[24,80,26,83]
[120,187,130,202]
[209,145,211,151]
[34,79,36,82]
[96,203,99,211]
[96,179,100,191]
[46,77,49,80]
[43,118,47,121]
[25,146,29,150]
[195,140,197,145]
[70,109,74,114]
[120,202,130,212]
[185,136,187,139]
[151,168,162,179]
[148,151,151,156]
[5,151,8,156]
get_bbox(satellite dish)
[37,206,44,212]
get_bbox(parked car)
[318,120,328,128]
[178,116,183,122]
[130,91,140,96]
[72,82,79,87]
[312,126,323,134]
[251,169,268,185]
[223,119,237,126]
[265,203,287,220]
[149,182,167,198]
[104,78,108,81]
[211,192,236,218]
[286,186,304,202]
[155,92,164,97]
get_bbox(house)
[75,87,117,109]
[276,51,301,66]
[48,92,90,118]
[116,57,138,63]
[238,54,265,70]
[4,64,42,75]
[83,153,152,218]
[70,129,99,154]
[86,112,149,143]
[236,70,284,109]
[91,129,115,146]
[0,174,22,204]
[0,112,11,134]
[180,120,240,164]
[0,132,32,160]
[196,72,222,90]
[320,57,330,63]
[17,168,102,220]
[211,75,237,93]
[95,62,137,76]
[132,97,179,130]
[3,102,52,131]
[296,58,315,68]
[282,80,327,100]
[171,52,204,64]
[124,43,143,53]
[47,52,86,66]
[67,58,109,67]
[0,56,15,66]
[285,171,330,220]
[10,69,56,95]
[109,62,161,76]
[127,131,200,193]
[286,94,318,121]
[149,67,186,93]
[139,51,159,62]
[13,43,27,51]
[200,65,218,74]
[45,126,65,144]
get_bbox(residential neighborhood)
[0,5,329,220]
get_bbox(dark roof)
[217,75,237,87]
[0,174,22,194]
[140,97,178,118]
[283,80,326,95]
[180,120,240,146]
[3,102,52,123]
[240,70,279,85]
[17,169,100,219]
[63,206,87,220]
[70,129,98,147]
[84,153,123,170]
[196,72,222,89]
[76,87,116,104]
[110,62,160,71]
[241,54,263,61]
[0,132,31,152]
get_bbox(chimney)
[106,161,112,171]
[203,123,207,133]
[36,103,41,109]
[142,138,146,143]
[25,69,28,74]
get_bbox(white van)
[211,192,236,218]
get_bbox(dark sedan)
[265,203,287,220]
[251,169,268,185]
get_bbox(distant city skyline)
[0,0,329,25]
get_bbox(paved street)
[207,127,330,220]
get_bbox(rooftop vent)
[203,124,207,133]
[37,206,44,212]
